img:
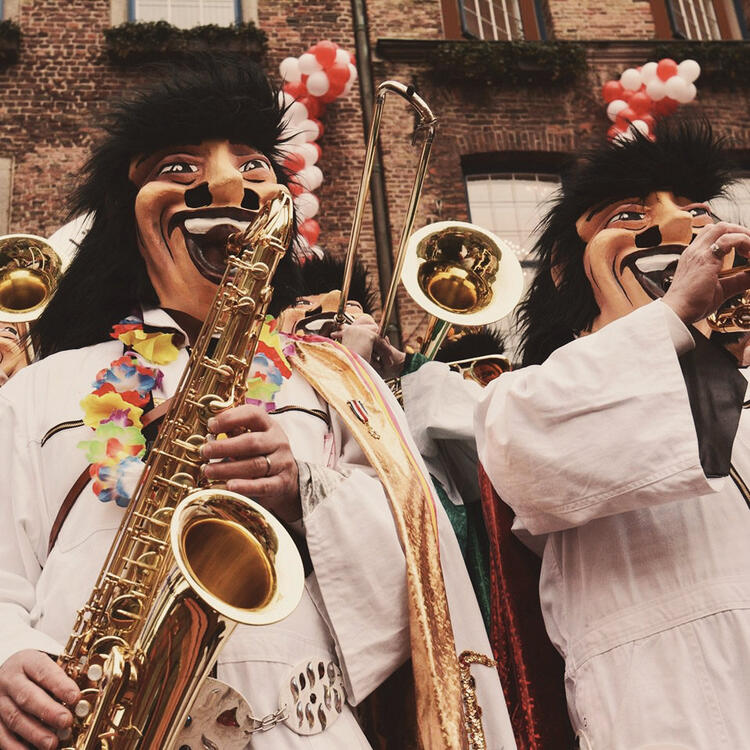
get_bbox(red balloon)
[320,78,346,103]
[328,62,350,89]
[284,81,306,99]
[299,95,323,120]
[602,80,624,103]
[652,97,678,117]
[283,153,305,174]
[299,218,321,245]
[288,180,304,197]
[312,40,338,69]
[656,58,678,82]
[615,107,638,130]
[629,91,653,115]
[620,89,633,101]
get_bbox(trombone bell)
[0,234,63,322]
[403,221,524,328]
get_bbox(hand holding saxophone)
[0,649,79,750]
[200,406,302,524]
[663,221,750,325]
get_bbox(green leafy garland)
[429,41,587,87]
[104,21,268,65]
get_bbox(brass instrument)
[0,233,63,364]
[708,265,750,332]
[58,187,305,749]
[401,221,523,358]
[447,353,511,386]
[330,82,522,361]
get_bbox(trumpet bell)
[0,234,63,322]
[403,221,524,327]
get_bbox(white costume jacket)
[475,301,750,750]
[0,309,515,749]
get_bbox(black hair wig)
[518,118,737,367]
[435,328,506,362]
[298,253,377,315]
[34,53,301,357]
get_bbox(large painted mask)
[576,190,732,332]
[129,139,281,323]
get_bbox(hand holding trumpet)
[663,221,750,325]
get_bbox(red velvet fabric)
[478,464,575,750]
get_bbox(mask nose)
[319,290,343,313]
[651,193,695,245]
[205,146,245,206]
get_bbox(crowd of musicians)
[0,53,749,750]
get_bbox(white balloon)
[295,191,320,220]
[606,99,628,122]
[279,56,302,84]
[298,142,320,167]
[631,119,650,135]
[665,75,691,103]
[298,53,322,75]
[335,48,350,66]
[298,165,323,191]
[297,119,321,143]
[286,100,309,124]
[277,90,295,109]
[645,77,667,101]
[677,59,701,83]
[306,71,330,97]
[343,77,355,97]
[620,68,642,91]
[685,82,697,102]
[347,63,358,82]
[640,61,658,82]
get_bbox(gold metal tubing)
[334,81,438,333]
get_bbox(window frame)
[649,0,746,38]
[440,0,544,40]
[128,0,243,25]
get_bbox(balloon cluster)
[602,58,701,141]
[278,41,358,254]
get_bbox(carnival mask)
[576,190,729,332]
[129,139,281,322]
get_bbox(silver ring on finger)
[710,241,725,258]
[262,454,272,477]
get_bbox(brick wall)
[1,0,749,350]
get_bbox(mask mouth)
[621,244,687,299]
[170,208,258,283]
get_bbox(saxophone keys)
[74,699,92,718]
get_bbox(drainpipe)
[350,0,402,347]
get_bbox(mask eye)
[240,157,272,173]
[157,161,198,176]
[689,205,711,218]
[606,210,646,226]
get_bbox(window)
[651,0,746,38]
[0,157,11,235]
[131,0,239,28]
[440,0,544,40]
[459,0,523,40]
[465,172,560,360]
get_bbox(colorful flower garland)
[79,315,294,506]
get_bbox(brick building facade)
[1,0,749,354]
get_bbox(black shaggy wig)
[435,328,506,363]
[34,53,301,357]
[518,119,737,367]
[298,253,378,315]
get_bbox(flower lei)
[78,316,178,506]
[79,314,294,506]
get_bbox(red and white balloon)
[278,41,358,257]
[601,57,700,142]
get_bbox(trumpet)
[708,264,750,333]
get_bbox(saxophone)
[57,187,305,749]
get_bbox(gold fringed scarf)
[290,338,466,750]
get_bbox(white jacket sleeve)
[0,392,65,665]
[475,302,718,536]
